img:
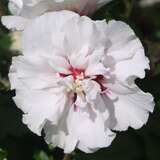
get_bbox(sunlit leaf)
[33,151,54,160]
[0,148,7,160]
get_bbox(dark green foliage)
[33,151,54,160]
[0,149,7,160]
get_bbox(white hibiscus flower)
[1,0,112,31]
[9,11,154,153]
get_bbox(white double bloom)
[2,0,112,30]
[9,11,154,153]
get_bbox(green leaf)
[33,151,54,160]
[0,34,11,50]
[0,148,7,160]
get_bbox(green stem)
[123,0,134,18]
[63,154,73,160]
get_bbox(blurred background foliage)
[0,0,160,160]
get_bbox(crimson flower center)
[58,67,109,111]
[59,67,85,80]
[69,67,85,80]
[59,67,107,93]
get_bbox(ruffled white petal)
[14,90,67,135]
[1,16,29,31]
[67,107,116,153]
[82,79,101,102]
[9,55,58,90]
[112,87,154,131]
[113,48,150,84]
[22,11,79,55]
[107,20,142,61]
[44,104,78,153]
[106,20,150,85]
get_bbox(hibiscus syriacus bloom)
[2,0,112,30]
[9,11,154,153]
